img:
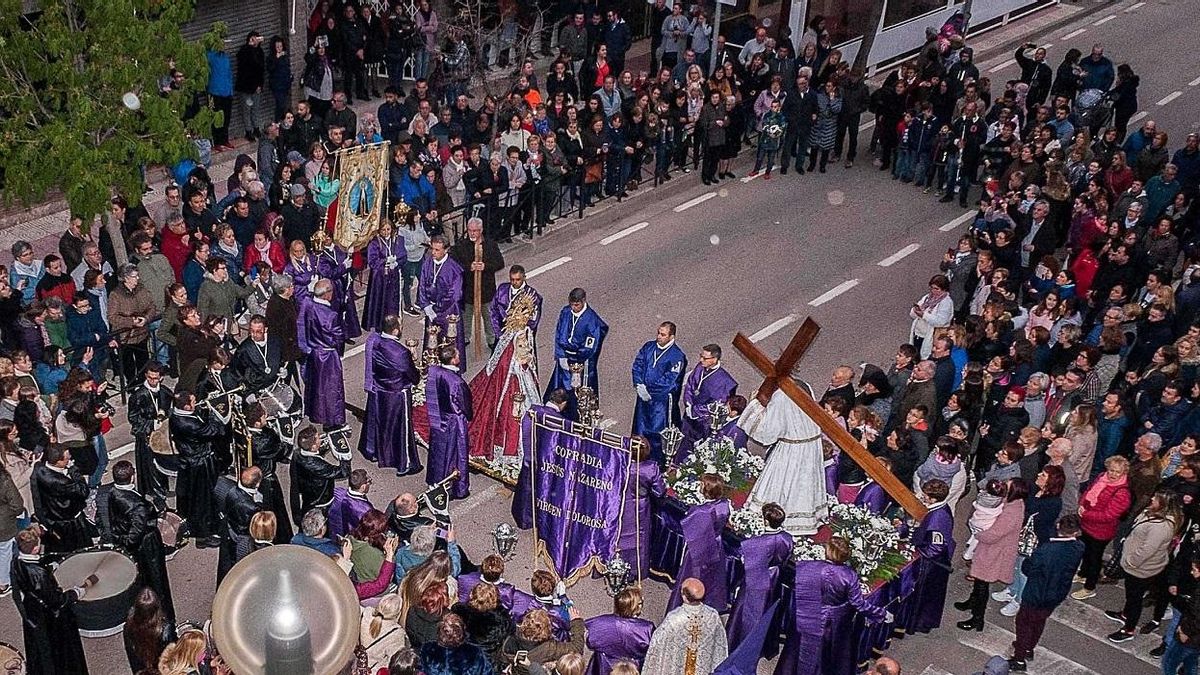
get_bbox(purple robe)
[509,590,571,641]
[718,417,749,450]
[825,453,839,496]
[544,305,608,419]
[317,246,363,340]
[362,333,421,473]
[417,254,467,368]
[456,573,517,610]
[774,561,888,675]
[854,481,893,515]
[489,282,543,337]
[726,530,792,654]
[667,499,731,613]
[298,299,346,426]
[679,364,739,460]
[584,614,655,675]
[362,235,404,331]
[907,503,955,634]
[615,459,666,579]
[327,486,373,538]
[425,364,471,498]
[284,254,318,304]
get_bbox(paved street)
[3,0,1198,671]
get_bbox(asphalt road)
[4,0,1199,671]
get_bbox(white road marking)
[808,280,860,307]
[454,484,502,515]
[877,243,920,267]
[112,441,135,459]
[1061,28,1087,40]
[940,211,976,232]
[958,623,1095,675]
[345,343,367,358]
[859,119,876,131]
[1130,111,1148,124]
[749,314,798,342]
[1158,91,1183,106]
[595,417,618,430]
[988,58,1016,73]
[1041,43,1054,50]
[1190,75,1200,87]
[1093,14,1117,25]
[526,256,573,278]
[673,192,717,212]
[917,668,955,675]
[1125,1,1146,11]
[600,221,649,245]
[740,172,760,183]
[1052,598,1160,666]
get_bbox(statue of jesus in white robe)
[738,388,828,535]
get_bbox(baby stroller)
[1074,88,1115,135]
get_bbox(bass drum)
[158,510,187,560]
[259,381,300,419]
[53,549,138,637]
[0,640,24,674]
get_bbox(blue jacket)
[1142,399,1192,447]
[207,50,234,97]
[66,305,108,351]
[1021,537,1085,608]
[392,171,437,212]
[183,259,205,305]
[290,533,340,557]
[905,114,939,154]
[1096,413,1131,472]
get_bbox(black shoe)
[939,194,955,203]
[1141,619,1162,634]
[1104,610,1126,624]
[1107,629,1136,643]
[796,167,805,175]
[1151,643,1166,658]
[779,167,787,175]
[819,166,827,173]
[956,618,984,631]
[953,599,973,611]
[1007,658,1027,672]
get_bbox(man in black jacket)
[940,101,987,207]
[781,74,818,175]
[451,217,506,350]
[289,425,352,528]
[235,31,266,141]
[218,466,263,586]
[338,3,369,102]
[1009,515,1085,671]
[281,185,321,248]
[11,527,93,675]
[234,315,285,395]
[1015,42,1053,112]
[29,445,92,554]
[169,390,227,547]
[128,363,173,500]
[108,460,175,622]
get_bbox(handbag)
[583,161,603,184]
[1103,534,1128,578]
[1017,514,1039,557]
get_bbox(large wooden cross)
[733,318,928,520]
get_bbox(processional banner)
[333,141,390,251]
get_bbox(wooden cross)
[733,317,928,520]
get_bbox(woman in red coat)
[955,477,1027,631]
[243,229,287,274]
[1072,455,1133,599]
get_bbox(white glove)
[306,276,318,292]
[884,611,895,624]
[343,257,352,268]
[558,357,570,371]
[636,383,651,402]
[424,305,436,321]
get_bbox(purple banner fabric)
[526,410,632,583]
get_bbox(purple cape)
[726,530,792,654]
[509,590,571,641]
[284,254,317,304]
[362,333,421,473]
[425,364,472,498]
[854,481,894,515]
[417,254,467,368]
[667,499,731,613]
[317,246,362,340]
[774,561,887,675]
[362,235,404,331]
[327,487,373,538]
[906,503,956,634]
[615,459,666,579]
[584,614,655,675]
[456,573,517,610]
[679,364,739,460]
[298,299,346,426]
[490,282,543,337]
[630,340,687,461]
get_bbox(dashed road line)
[1158,91,1183,106]
[1125,1,1146,11]
[1061,28,1088,40]
[1093,14,1117,25]
[808,280,860,307]
[673,191,717,212]
[1129,111,1148,124]
[988,58,1016,73]
[877,243,920,267]
[917,668,954,675]
[1041,42,1054,50]
[525,256,573,278]
[1190,75,1200,86]
[345,343,367,358]
[599,221,649,245]
[939,211,976,232]
[740,172,760,183]
[749,314,798,342]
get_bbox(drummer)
[194,348,240,475]
[127,363,173,500]
[232,314,285,395]
[108,460,175,624]
[29,445,92,554]
[11,526,93,674]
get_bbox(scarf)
[917,453,961,486]
[1083,472,1127,508]
[920,290,947,312]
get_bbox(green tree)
[0,0,220,222]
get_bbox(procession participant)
[127,362,172,499]
[716,394,750,449]
[426,345,473,499]
[418,235,467,367]
[283,239,319,305]
[217,466,262,586]
[264,274,303,385]
[512,389,571,528]
[169,390,226,548]
[679,343,739,461]
[232,315,284,394]
[361,315,421,474]
[456,554,519,609]
[313,229,363,342]
[450,217,506,351]
[584,587,654,675]
[774,536,891,675]
[667,473,731,613]
[362,218,405,331]
[194,347,240,474]
[108,460,175,623]
[630,321,687,462]
[490,265,543,340]
[386,492,433,545]
[643,578,728,675]
[328,468,374,538]
[726,502,792,654]
[906,479,957,634]
[11,527,94,675]
[544,287,609,419]
[29,445,91,554]
[289,425,352,527]
[612,435,666,580]
[299,279,348,428]
[242,402,292,542]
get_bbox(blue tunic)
[630,340,687,461]
[544,305,609,419]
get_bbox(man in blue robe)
[630,321,687,462]
[361,315,421,475]
[417,235,467,368]
[298,279,347,427]
[544,287,608,420]
[679,343,739,461]
[490,264,543,338]
[426,345,472,499]
[314,233,363,342]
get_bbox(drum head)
[260,383,297,418]
[54,550,137,601]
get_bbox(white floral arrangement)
[474,453,521,484]
[728,506,766,538]
[792,538,826,561]
[825,500,907,582]
[666,435,765,506]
